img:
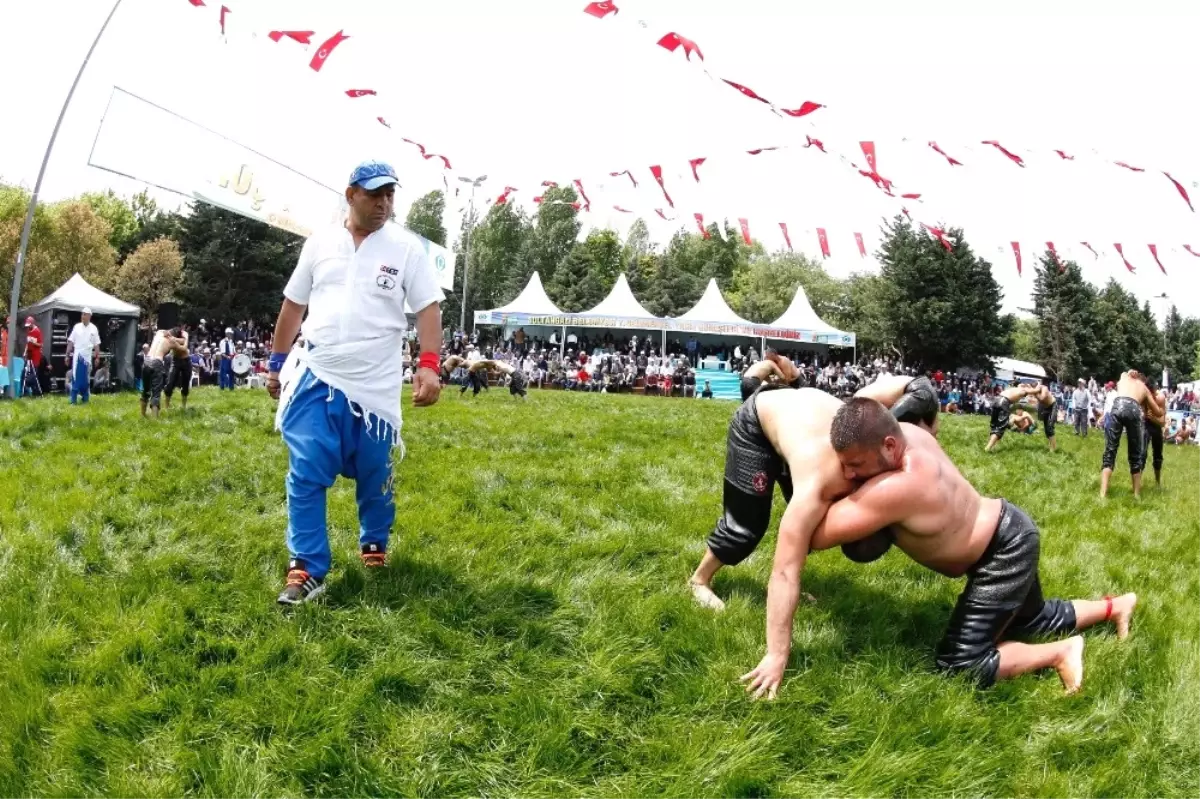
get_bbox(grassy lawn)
[0,386,1196,798]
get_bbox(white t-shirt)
[67,322,101,362]
[284,221,445,347]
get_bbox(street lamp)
[1155,292,1170,388]
[457,174,487,334]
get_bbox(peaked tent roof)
[677,278,752,324]
[581,273,658,319]
[770,284,847,335]
[23,273,140,317]
[493,271,562,315]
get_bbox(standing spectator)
[1071,378,1092,436]
[65,307,101,404]
[218,327,237,390]
[22,316,44,396]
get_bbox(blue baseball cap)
[348,160,400,190]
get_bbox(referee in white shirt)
[267,160,444,605]
[66,307,101,404]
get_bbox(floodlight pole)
[456,174,486,335]
[5,0,124,396]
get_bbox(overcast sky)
[3,0,1197,319]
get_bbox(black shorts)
[1142,419,1164,473]
[739,374,803,402]
[892,376,939,429]
[164,357,190,398]
[1038,402,1057,438]
[1102,397,1145,474]
[705,392,794,565]
[934,501,1076,687]
[510,370,528,397]
[989,396,1013,437]
[141,358,166,408]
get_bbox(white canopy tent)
[580,273,657,318]
[766,284,856,360]
[18,273,141,389]
[491,272,562,315]
[677,279,752,324]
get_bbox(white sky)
[2,0,1198,319]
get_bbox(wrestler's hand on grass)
[412,367,442,407]
[740,652,788,700]
[266,372,281,400]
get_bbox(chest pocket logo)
[377,274,396,291]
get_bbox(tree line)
[3,181,1196,382]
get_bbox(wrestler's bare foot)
[689,580,726,612]
[1056,635,1085,695]
[1111,592,1138,640]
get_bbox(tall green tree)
[548,244,606,313]
[837,272,889,357]
[114,237,184,314]
[622,218,652,265]
[1009,317,1040,363]
[728,252,843,323]
[875,216,1011,369]
[404,190,446,246]
[465,201,531,317]
[1162,305,1200,383]
[1085,281,1164,380]
[175,202,303,325]
[48,201,118,294]
[81,190,139,257]
[518,186,581,296]
[1,184,60,311]
[1031,253,1094,381]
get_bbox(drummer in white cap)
[66,307,101,404]
[218,327,236,390]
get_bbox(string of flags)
[180,0,1197,277]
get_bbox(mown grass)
[0,387,1196,798]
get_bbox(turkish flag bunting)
[220,6,229,34]
[573,179,592,210]
[1184,245,1200,258]
[1114,161,1145,172]
[649,166,673,207]
[495,187,518,205]
[583,1,619,19]
[859,142,877,173]
[780,102,823,117]
[310,30,350,72]
[1011,242,1022,276]
[541,180,558,188]
[854,232,866,258]
[817,228,830,258]
[928,142,963,166]
[738,218,752,245]
[1148,244,1167,274]
[1163,172,1194,212]
[779,222,792,251]
[695,213,710,239]
[609,170,637,187]
[658,32,703,60]
[688,157,706,182]
[1113,243,1136,272]
[1046,242,1063,272]
[268,31,314,44]
[982,140,1025,167]
[1081,242,1099,259]
[1054,150,1074,160]
[346,89,376,98]
[922,224,953,251]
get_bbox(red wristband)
[418,352,440,372]
[1103,595,1113,621]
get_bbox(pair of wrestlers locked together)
[986,371,1166,497]
[690,355,1135,699]
[440,354,528,399]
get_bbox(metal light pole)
[456,175,486,334]
[1155,292,1171,388]
[6,0,124,396]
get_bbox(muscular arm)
[743,360,784,381]
[810,473,912,550]
[855,375,905,406]
[764,488,829,661]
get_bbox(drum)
[232,353,252,376]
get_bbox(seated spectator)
[701,379,714,399]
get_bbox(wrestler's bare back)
[148,331,181,360]
[885,425,1001,577]
[755,388,855,503]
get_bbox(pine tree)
[875,216,1011,369]
[404,190,446,246]
[1031,252,1092,381]
[548,243,604,313]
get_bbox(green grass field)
[1,387,1196,798]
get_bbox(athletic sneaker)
[277,560,325,605]
[361,542,387,568]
